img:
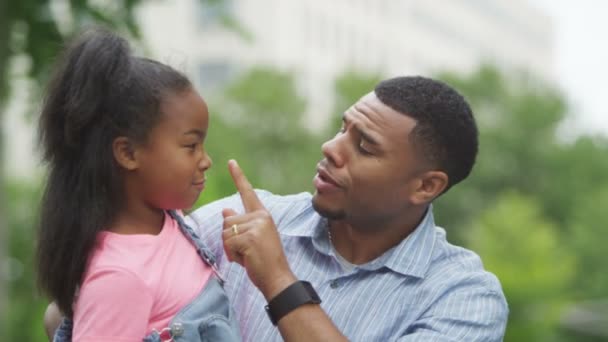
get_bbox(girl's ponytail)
[37,29,133,318]
[39,28,131,161]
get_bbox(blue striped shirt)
[187,190,508,341]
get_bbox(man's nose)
[321,133,347,168]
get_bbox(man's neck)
[328,205,429,264]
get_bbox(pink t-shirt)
[73,212,213,342]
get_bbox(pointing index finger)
[228,159,264,212]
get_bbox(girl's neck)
[110,204,165,235]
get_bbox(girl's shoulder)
[86,213,181,279]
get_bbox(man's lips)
[314,166,342,193]
[317,167,340,187]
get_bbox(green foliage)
[331,70,382,133]
[2,181,47,341]
[434,65,569,242]
[432,65,608,339]
[193,66,323,209]
[1,0,142,102]
[567,185,608,300]
[468,191,574,341]
[223,66,307,139]
[0,1,143,339]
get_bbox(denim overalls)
[53,211,242,342]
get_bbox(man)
[46,76,508,341]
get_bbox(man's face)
[312,92,426,227]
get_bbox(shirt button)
[330,280,339,289]
[171,322,184,336]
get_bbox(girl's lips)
[193,180,206,191]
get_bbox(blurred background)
[1,0,607,340]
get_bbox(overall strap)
[168,210,225,285]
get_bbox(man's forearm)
[257,273,348,341]
[277,304,348,342]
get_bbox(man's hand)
[44,302,62,341]
[221,160,297,300]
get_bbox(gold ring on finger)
[232,224,239,236]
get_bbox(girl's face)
[134,88,212,210]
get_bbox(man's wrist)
[265,280,322,325]
[260,272,298,301]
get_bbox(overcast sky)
[530,0,608,136]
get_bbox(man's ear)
[113,136,139,170]
[409,171,448,205]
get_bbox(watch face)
[302,281,322,303]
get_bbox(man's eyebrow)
[359,128,379,146]
[342,112,380,146]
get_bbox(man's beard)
[311,198,346,220]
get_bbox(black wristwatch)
[265,280,322,325]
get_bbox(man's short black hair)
[374,76,478,191]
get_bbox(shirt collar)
[381,205,437,278]
[281,205,437,279]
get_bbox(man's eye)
[358,143,372,155]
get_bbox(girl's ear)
[113,136,139,170]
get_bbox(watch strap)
[264,280,322,325]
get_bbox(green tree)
[567,184,608,299]
[434,65,568,242]
[433,66,608,340]
[1,1,141,337]
[468,191,574,341]
[332,70,382,129]
[4,182,46,341]
[195,66,321,208]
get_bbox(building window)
[198,0,235,28]
[198,61,233,91]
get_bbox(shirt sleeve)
[73,267,154,342]
[399,285,509,342]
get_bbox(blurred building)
[139,0,553,128]
[2,0,554,179]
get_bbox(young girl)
[36,29,241,341]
